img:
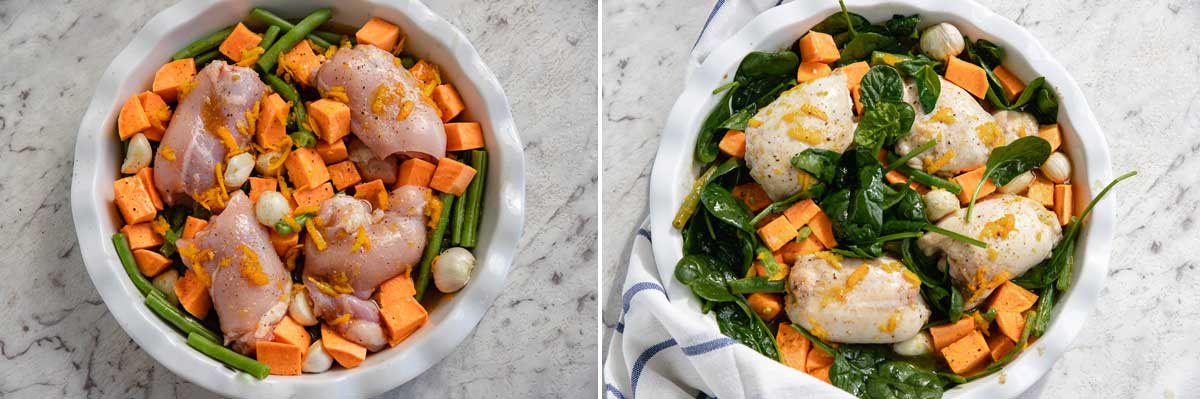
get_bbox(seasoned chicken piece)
[785,253,930,344]
[176,192,291,355]
[918,194,1062,309]
[313,45,445,162]
[347,136,398,186]
[992,110,1039,142]
[744,70,855,200]
[894,77,1000,177]
[302,186,429,350]
[154,61,265,207]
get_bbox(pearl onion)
[288,290,318,326]
[893,331,934,357]
[922,189,960,222]
[223,152,254,188]
[433,247,475,293]
[919,23,965,61]
[255,150,285,177]
[302,340,333,373]
[151,269,179,305]
[998,171,1035,194]
[1041,152,1071,183]
[120,133,152,174]
[255,191,290,227]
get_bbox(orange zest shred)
[215,126,240,155]
[329,313,351,325]
[306,218,327,251]
[351,224,371,253]
[237,244,268,285]
[151,216,170,235]
[160,145,176,161]
[396,100,414,121]
[307,276,339,296]
[294,204,320,216]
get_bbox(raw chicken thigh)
[893,77,1001,177]
[154,61,266,207]
[175,192,291,355]
[785,254,931,343]
[313,44,446,162]
[745,70,855,200]
[918,194,1062,309]
[302,186,430,350]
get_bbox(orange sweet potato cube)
[941,330,990,374]
[409,60,439,85]
[269,229,299,258]
[152,58,196,102]
[135,167,164,211]
[806,345,835,372]
[256,93,289,149]
[380,271,418,301]
[444,122,485,152]
[175,269,211,319]
[256,341,302,376]
[747,293,782,320]
[1026,175,1054,207]
[328,160,363,191]
[952,167,996,204]
[429,157,477,195]
[718,130,746,158]
[133,249,172,277]
[842,61,870,91]
[1038,124,1062,152]
[799,30,839,63]
[248,177,277,204]
[777,235,824,265]
[397,158,436,187]
[293,182,334,209]
[986,333,1014,362]
[114,176,157,224]
[783,199,820,227]
[378,273,427,347]
[929,318,975,350]
[992,65,1025,101]
[272,315,312,351]
[731,183,771,212]
[182,216,208,240]
[122,223,163,250]
[321,324,367,368]
[757,216,798,252]
[987,281,1039,313]
[308,99,351,143]
[354,179,389,210]
[776,325,811,372]
[994,311,1026,342]
[284,147,331,190]
[219,23,263,62]
[811,366,832,383]
[356,17,402,52]
[796,61,832,83]
[137,91,172,141]
[431,84,465,122]
[280,40,323,87]
[807,210,838,249]
[316,139,349,163]
[1054,184,1073,225]
[118,95,151,140]
[945,57,988,99]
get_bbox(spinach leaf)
[675,254,737,302]
[718,106,755,131]
[893,55,938,75]
[965,136,1052,219]
[840,32,898,66]
[736,51,800,79]
[859,65,905,108]
[823,149,887,245]
[812,11,869,35]
[1026,84,1059,124]
[949,287,964,322]
[970,39,1005,67]
[791,148,841,183]
[884,14,920,40]
[830,345,889,396]
[911,65,940,113]
[714,300,780,360]
[694,91,733,163]
[1007,76,1045,109]
[855,101,913,154]
[864,361,945,399]
[731,76,792,110]
[728,277,786,294]
[888,184,927,222]
[684,215,749,276]
[700,183,755,233]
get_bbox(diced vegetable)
[379,271,428,346]
[776,236,823,265]
[811,366,832,383]
[134,167,164,211]
[256,93,290,149]
[431,84,466,122]
[328,160,362,191]
[799,30,840,63]
[796,61,832,83]
[397,158,437,188]
[118,95,151,140]
[152,58,197,102]
[782,199,820,227]
[1038,124,1062,152]
[1026,175,1054,207]
[257,8,332,77]
[806,345,835,372]
[928,318,974,350]
[430,157,477,196]
[987,281,1038,312]
[133,249,172,277]
[841,61,870,90]
[994,311,1025,342]
[293,182,334,208]
[256,341,302,376]
[308,99,351,143]
[992,65,1024,101]
[746,292,782,320]
[219,23,263,62]
[319,324,366,368]
[356,17,403,52]
[315,139,348,163]
[137,91,171,141]
[175,269,212,319]
[268,229,298,257]
[776,324,811,372]
[187,332,269,379]
[353,179,388,210]
[272,315,312,351]
[122,223,163,250]
[944,56,988,99]
[986,333,1014,361]
[445,123,485,151]
[1054,184,1073,225]
[717,130,746,158]
[113,233,160,296]
[114,176,157,224]
[807,210,837,248]
[940,330,989,374]
[284,147,331,190]
[731,183,772,213]
[757,216,798,252]
[951,167,995,204]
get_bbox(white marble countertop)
[0,0,596,397]
[602,0,1200,397]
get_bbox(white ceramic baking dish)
[648,0,1114,397]
[70,0,524,397]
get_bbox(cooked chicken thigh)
[744,70,855,200]
[313,45,445,162]
[785,253,930,344]
[154,61,266,207]
[992,110,1039,142]
[918,194,1062,309]
[302,186,430,350]
[176,192,291,355]
[894,77,1001,177]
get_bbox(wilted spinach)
[713,300,780,360]
[855,65,915,153]
[737,51,800,78]
[675,254,738,302]
[964,136,1052,219]
[700,183,755,233]
[863,362,945,399]
[822,149,887,245]
[791,148,841,183]
[811,11,869,35]
[884,14,921,40]
[695,50,799,163]
[830,345,889,396]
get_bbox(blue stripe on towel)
[631,338,679,398]
[605,383,628,399]
[681,337,737,356]
[692,0,727,50]
[616,321,624,333]
[622,282,667,314]
[637,228,651,241]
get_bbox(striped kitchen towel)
[689,0,792,74]
[602,222,849,399]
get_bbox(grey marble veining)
[0,0,597,397]
[601,0,1200,397]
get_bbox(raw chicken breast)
[893,77,1001,177]
[154,61,266,207]
[302,186,430,350]
[786,253,930,344]
[313,45,445,161]
[918,194,1062,309]
[175,192,291,355]
[745,70,855,200]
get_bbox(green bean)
[461,150,488,247]
[194,49,221,66]
[259,25,282,52]
[415,193,455,300]
[146,291,220,343]
[728,277,785,294]
[172,27,234,60]
[672,164,722,229]
[312,30,345,45]
[257,8,332,73]
[887,155,962,194]
[262,74,307,129]
[248,8,334,49]
[112,233,160,296]
[290,131,316,148]
[884,139,936,172]
[186,332,270,379]
[449,153,470,245]
[924,225,987,248]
